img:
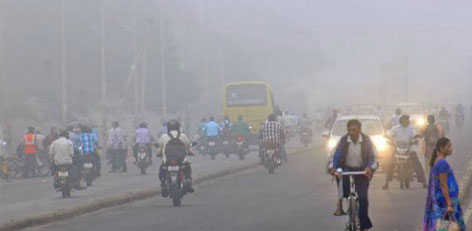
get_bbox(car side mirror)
[321,129,330,138]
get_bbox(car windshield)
[332,119,383,136]
[226,84,268,107]
[396,104,423,115]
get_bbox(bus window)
[226,84,268,107]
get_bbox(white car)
[322,115,390,165]
[395,102,427,130]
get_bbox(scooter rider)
[383,115,426,189]
[134,122,154,165]
[157,119,194,196]
[49,130,83,189]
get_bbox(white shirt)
[389,125,416,142]
[48,137,74,165]
[157,131,191,163]
[345,135,363,168]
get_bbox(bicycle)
[337,169,367,231]
[0,156,19,180]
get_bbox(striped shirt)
[261,121,284,143]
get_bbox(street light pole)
[100,0,108,144]
[159,0,167,117]
[132,0,139,116]
[61,0,68,126]
[0,3,12,154]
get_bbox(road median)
[0,145,319,231]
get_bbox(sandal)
[333,208,346,216]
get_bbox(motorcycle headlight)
[416,118,426,127]
[373,137,387,152]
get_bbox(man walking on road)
[21,126,38,178]
[329,119,378,231]
[108,121,127,173]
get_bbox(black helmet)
[167,119,181,132]
[139,121,147,128]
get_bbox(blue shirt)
[204,121,221,137]
[79,132,97,155]
[69,132,81,151]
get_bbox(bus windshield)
[226,84,267,107]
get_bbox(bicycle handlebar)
[341,171,366,176]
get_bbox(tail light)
[170,160,177,166]
[237,136,244,141]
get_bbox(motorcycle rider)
[389,108,402,129]
[231,115,250,141]
[79,125,101,176]
[455,103,465,128]
[299,113,313,138]
[134,122,154,165]
[49,130,83,190]
[329,119,377,231]
[157,119,194,196]
[220,116,233,137]
[107,121,127,173]
[260,114,286,163]
[383,115,426,189]
[203,116,221,145]
[422,115,443,174]
[21,127,38,178]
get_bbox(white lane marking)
[464,196,472,224]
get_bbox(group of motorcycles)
[197,135,249,160]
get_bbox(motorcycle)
[136,144,150,175]
[82,155,98,186]
[207,137,218,160]
[394,138,418,189]
[221,136,233,158]
[234,135,248,160]
[264,141,281,174]
[163,159,190,207]
[299,127,312,148]
[55,165,73,198]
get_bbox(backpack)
[425,125,440,146]
[164,132,187,162]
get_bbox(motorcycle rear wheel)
[171,185,181,207]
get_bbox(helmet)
[167,119,181,132]
[139,121,147,128]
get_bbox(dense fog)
[1,0,471,146]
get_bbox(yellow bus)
[222,81,275,135]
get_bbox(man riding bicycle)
[329,119,378,231]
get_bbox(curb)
[0,146,319,231]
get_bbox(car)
[322,115,391,168]
[395,102,427,131]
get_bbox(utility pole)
[132,0,139,116]
[61,0,68,126]
[100,0,108,145]
[141,20,150,114]
[159,0,167,117]
[0,3,12,154]
[204,0,210,113]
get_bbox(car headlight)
[416,118,426,127]
[328,139,338,150]
[373,137,387,152]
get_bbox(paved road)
[25,126,472,231]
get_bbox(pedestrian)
[107,121,127,173]
[21,127,38,178]
[424,137,466,231]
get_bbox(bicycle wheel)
[348,197,359,231]
[35,154,51,177]
[3,159,19,179]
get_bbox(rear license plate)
[168,166,180,171]
[58,171,69,177]
[84,163,93,168]
[266,150,275,154]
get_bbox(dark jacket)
[332,133,377,170]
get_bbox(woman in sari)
[424,137,466,231]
